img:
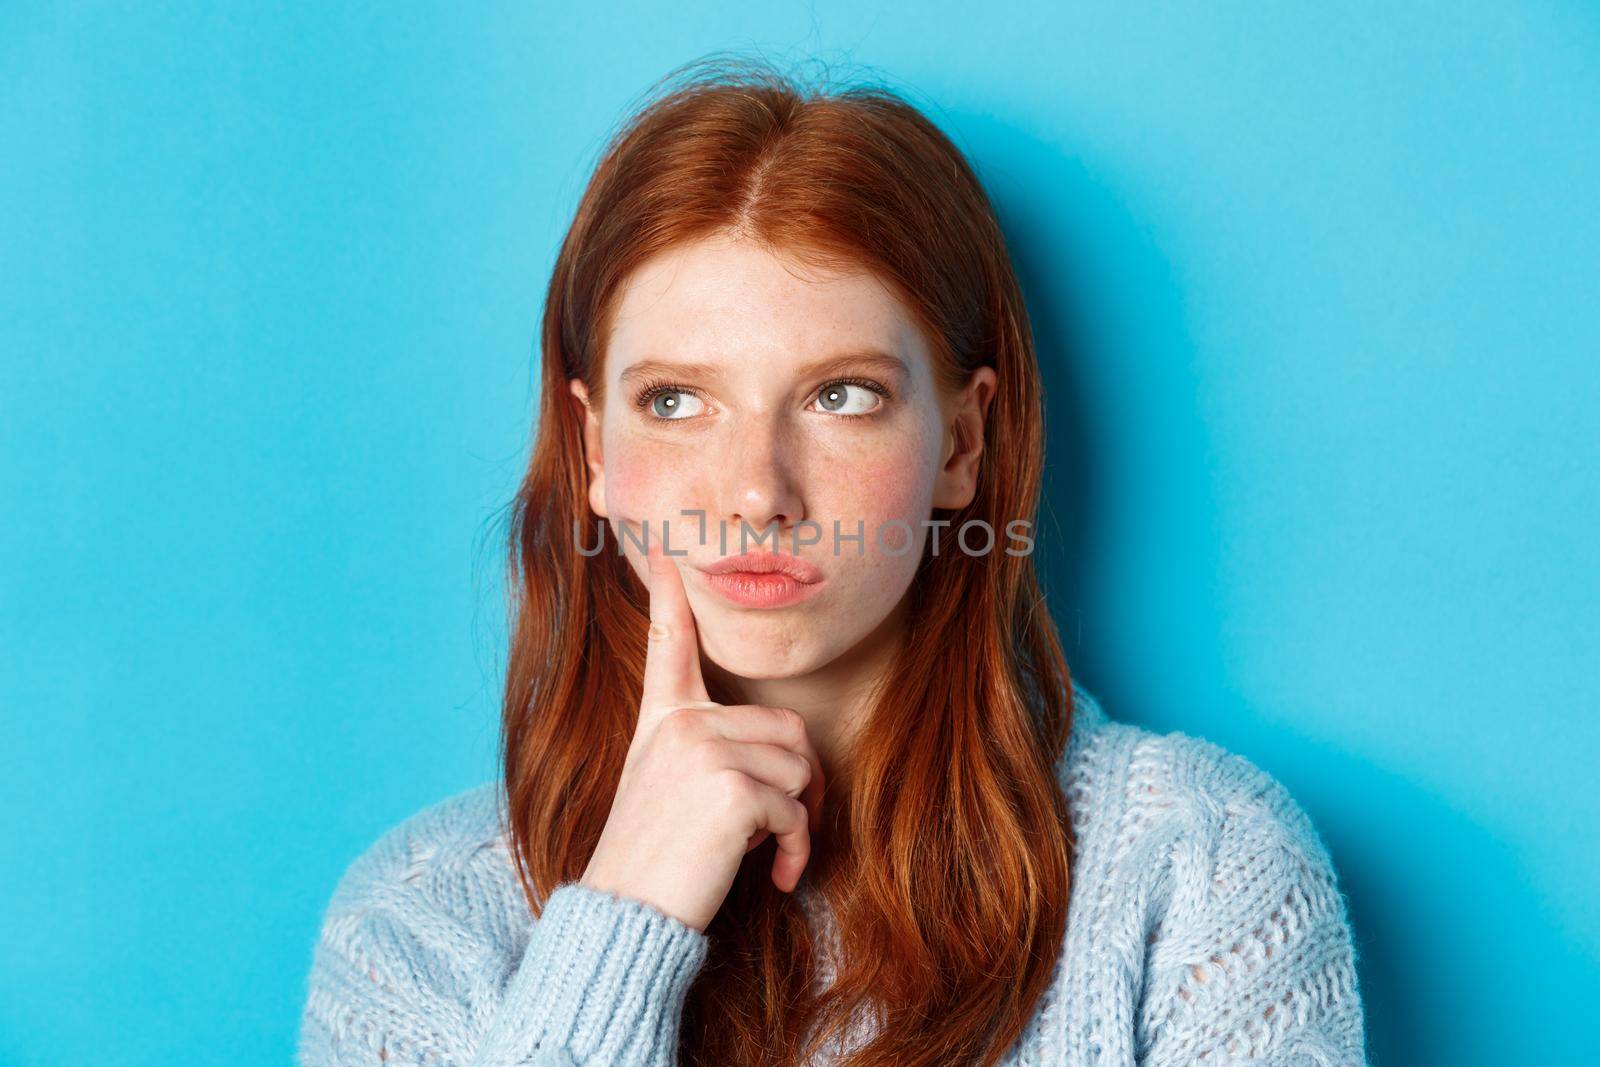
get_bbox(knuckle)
[787,751,812,791]
[660,705,703,739]
[694,736,730,771]
[772,705,805,738]
[716,768,757,811]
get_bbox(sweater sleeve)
[1136,753,1368,1067]
[297,876,708,1066]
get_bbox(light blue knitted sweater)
[297,683,1367,1065]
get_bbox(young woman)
[298,57,1368,1067]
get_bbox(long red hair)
[495,54,1076,1066]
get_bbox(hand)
[578,535,826,933]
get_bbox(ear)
[568,379,609,519]
[931,365,997,510]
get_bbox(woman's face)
[570,232,994,681]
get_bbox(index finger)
[641,530,711,709]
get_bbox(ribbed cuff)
[472,882,709,1067]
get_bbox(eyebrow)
[617,349,911,390]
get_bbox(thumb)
[640,531,711,712]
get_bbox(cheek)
[852,460,931,522]
[602,434,691,523]
[809,430,940,553]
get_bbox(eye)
[813,378,887,417]
[635,385,706,421]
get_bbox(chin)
[700,625,828,681]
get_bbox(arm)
[1137,760,1368,1066]
[297,877,708,1066]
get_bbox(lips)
[697,550,823,584]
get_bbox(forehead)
[602,234,931,380]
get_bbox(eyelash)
[630,376,893,420]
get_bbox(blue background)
[3,3,1596,1064]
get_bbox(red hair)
[495,54,1076,1066]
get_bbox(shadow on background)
[964,112,1593,1064]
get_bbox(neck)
[703,590,910,786]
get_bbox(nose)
[714,411,805,549]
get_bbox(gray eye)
[816,382,879,415]
[650,391,704,419]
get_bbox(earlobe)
[568,379,609,519]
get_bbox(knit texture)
[297,682,1368,1065]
